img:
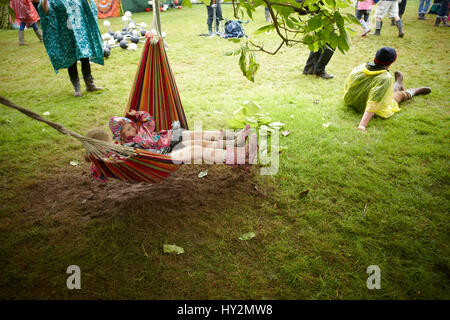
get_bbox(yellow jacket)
[343,64,400,118]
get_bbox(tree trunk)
[0,5,11,30]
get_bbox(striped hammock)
[0,32,187,184]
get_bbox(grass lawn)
[0,3,449,299]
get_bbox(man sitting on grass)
[343,47,431,132]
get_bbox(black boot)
[391,18,396,26]
[84,76,102,92]
[313,46,335,79]
[70,78,82,97]
[418,13,427,20]
[396,19,404,37]
[302,66,314,75]
[34,28,43,42]
[434,17,442,26]
[81,58,102,91]
[370,20,382,35]
[207,23,213,35]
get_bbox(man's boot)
[18,30,28,46]
[84,75,102,92]
[314,46,334,79]
[405,87,431,98]
[34,28,43,42]
[418,13,427,20]
[442,16,449,27]
[396,19,404,37]
[391,18,396,26]
[302,65,314,75]
[434,17,442,26]
[207,23,213,35]
[370,20,382,35]
[393,71,404,92]
[70,78,82,97]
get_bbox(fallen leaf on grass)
[298,189,309,199]
[322,123,331,128]
[314,99,320,104]
[70,160,79,166]
[198,170,208,178]
[281,130,290,137]
[239,232,256,241]
[163,244,184,255]
[43,111,50,116]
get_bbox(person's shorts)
[376,0,399,19]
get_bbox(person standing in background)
[302,44,335,79]
[418,0,432,19]
[371,0,405,37]
[206,0,223,35]
[38,0,103,97]
[356,0,375,37]
[434,0,449,25]
[10,0,43,45]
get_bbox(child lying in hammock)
[85,111,257,182]
[110,109,252,154]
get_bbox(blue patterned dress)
[38,0,104,73]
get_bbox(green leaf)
[329,32,339,49]
[229,38,242,43]
[322,0,336,9]
[239,51,247,76]
[239,232,256,241]
[337,33,349,53]
[254,24,274,35]
[273,5,293,20]
[346,13,361,25]
[307,15,322,32]
[303,35,313,45]
[226,118,246,129]
[334,11,345,27]
[163,244,184,255]
[224,51,234,56]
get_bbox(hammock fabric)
[125,38,189,132]
[90,149,179,184]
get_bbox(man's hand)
[357,125,367,133]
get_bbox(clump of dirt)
[19,164,272,224]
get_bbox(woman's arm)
[41,0,49,15]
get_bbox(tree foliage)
[227,0,360,81]
[0,0,15,30]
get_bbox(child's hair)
[85,129,111,162]
[86,128,111,142]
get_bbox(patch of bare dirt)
[18,164,272,224]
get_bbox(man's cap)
[374,47,397,66]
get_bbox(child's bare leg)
[181,139,225,148]
[170,145,225,164]
[182,130,222,142]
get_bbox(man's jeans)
[418,0,432,14]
